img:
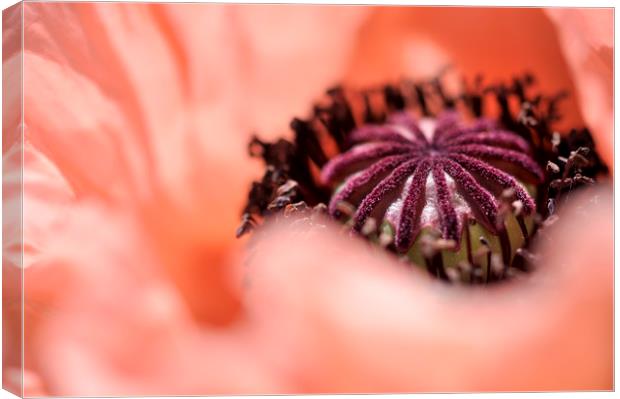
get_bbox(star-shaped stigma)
[321,111,544,253]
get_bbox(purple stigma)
[321,111,543,253]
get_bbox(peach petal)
[346,7,584,130]
[5,142,73,284]
[2,53,21,153]
[3,143,75,379]
[247,187,612,392]
[546,8,613,170]
[31,206,282,396]
[23,52,149,201]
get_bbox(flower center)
[319,110,543,281]
[238,73,608,284]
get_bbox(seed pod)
[321,111,542,282]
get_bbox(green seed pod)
[321,112,543,283]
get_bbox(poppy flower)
[2,3,612,396]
